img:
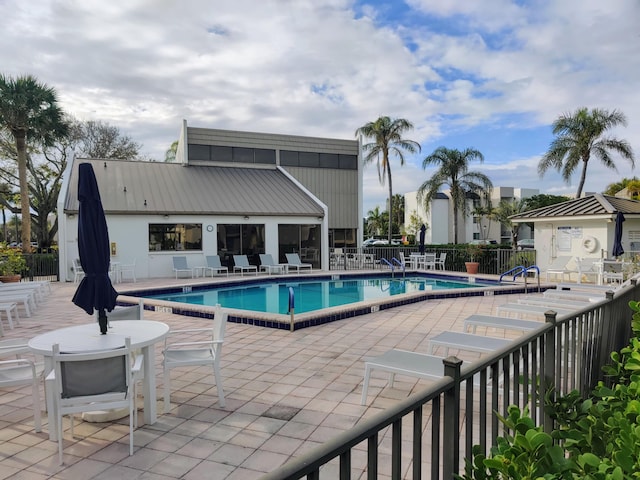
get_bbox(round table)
[29,320,169,440]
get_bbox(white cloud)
[0,0,637,215]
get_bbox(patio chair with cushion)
[46,337,142,463]
[233,255,258,276]
[259,254,287,275]
[172,256,194,278]
[203,255,229,277]
[163,305,227,413]
[285,253,312,272]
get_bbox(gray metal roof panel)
[510,193,640,220]
[64,159,325,216]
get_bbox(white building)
[404,186,539,244]
[58,122,361,281]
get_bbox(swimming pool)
[145,276,490,315]
[122,272,538,331]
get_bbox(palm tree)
[492,199,528,248]
[365,206,386,237]
[538,107,635,198]
[0,74,67,252]
[418,147,492,244]
[356,117,420,244]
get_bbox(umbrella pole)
[98,309,108,334]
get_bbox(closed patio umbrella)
[419,224,426,254]
[612,211,625,258]
[72,163,118,334]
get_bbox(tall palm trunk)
[576,157,590,198]
[15,132,31,253]
[386,159,393,245]
[452,204,459,244]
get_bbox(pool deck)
[1,273,553,479]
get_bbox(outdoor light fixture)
[144,199,147,206]
[244,215,250,220]
[163,214,169,219]
[123,186,127,192]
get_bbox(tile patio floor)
[0,274,542,479]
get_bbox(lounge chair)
[575,257,599,284]
[259,254,287,275]
[233,255,258,276]
[172,256,194,278]
[197,255,228,277]
[544,256,576,282]
[463,314,542,334]
[428,331,512,357]
[496,303,574,319]
[285,253,312,272]
[360,350,462,405]
[601,260,625,285]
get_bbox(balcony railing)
[262,279,638,479]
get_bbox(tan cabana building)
[510,194,640,275]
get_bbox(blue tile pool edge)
[115,273,553,331]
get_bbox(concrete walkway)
[0,276,540,479]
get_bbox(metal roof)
[64,158,325,217]
[510,193,640,221]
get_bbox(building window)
[149,224,202,251]
[278,224,321,267]
[217,224,265,266]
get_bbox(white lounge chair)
[360,350,463,405]
[463,314,542,334]
[496,303,574,319]
[233,255,258,276]
[575,257,599,284]
[197,255,229,277]
[172,256,194,278]
[285,253,312,272]
[428,331,512,357]
[544,256,576,282]
[259,254,287,275]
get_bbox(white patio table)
[29,320,169,441]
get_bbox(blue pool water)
[146,275,492,315]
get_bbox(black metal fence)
[330,246,536,276]
[261,280,638,480]
[20,252,59,281]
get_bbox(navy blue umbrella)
[612,211,625,258]
[72,163,118,334]
[419,224,426,254]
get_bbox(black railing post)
[543,310,557,434]
[443,356,463,479]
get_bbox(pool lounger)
[543,289,605,302]
[428,331,512,357]
[463,314,542,334]
[496,303,573,319]
[360,349,458,405]
[516,296,592,309]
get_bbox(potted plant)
[0,243,27,282]
[464,243,483,274]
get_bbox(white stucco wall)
[60,213,326,281]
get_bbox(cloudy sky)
[2,0,638,214]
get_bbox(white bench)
[361,349,461,405]
[463,314,542,334]
[428,331,511,357]
[0,302,19,332]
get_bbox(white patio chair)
[544,256,576,282]
[118,259,136,283]
[259,254,287,275]
[72,258,84,283]
[0,339,42,432]
[285,253,312,272]
[163,305,227,413]
[46,337,142,463]
[435,252,447,270]
[419,253,437,270]
[602,260,624,285]
[172,256,194,278]
[233,255,258,276]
